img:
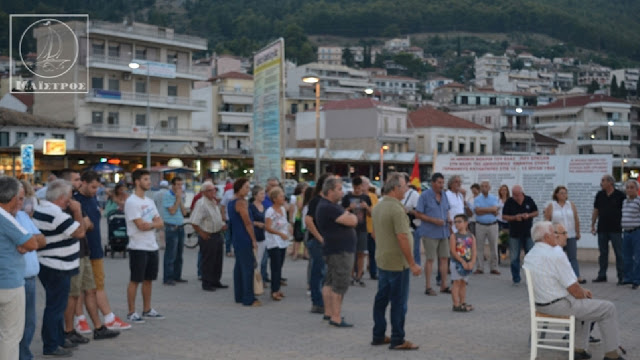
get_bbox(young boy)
[449,214,476,312]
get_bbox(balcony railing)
[89,54,204,78]
[90,21,207,49]
[218,86,254,95]
[86,89,206,109]
[83,124,210,140]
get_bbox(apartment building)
[610,68,639,96]
[474,53,510,88]
[317,46,343,65]
[372,75,421,108]
[577,64,611,87]
[32,20,208,166]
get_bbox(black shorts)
[129,250,159,283]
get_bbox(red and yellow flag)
[409,153,421,193]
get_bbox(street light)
[607,120,614,141]
[129,61,151,170]
[364,88,374,96]
[302,74,321,181]
[380,144,389,185]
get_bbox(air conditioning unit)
[122,73,131,81]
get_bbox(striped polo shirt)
[32,200,80,272]
[621,196,640,231]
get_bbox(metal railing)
[218,86,253,95]
[84,124,210,138]
[90,21,207,49]
[86,89,206,109]
[89,54,200,76]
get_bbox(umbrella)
[90,163,123,173]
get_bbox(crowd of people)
[1,168,636,359]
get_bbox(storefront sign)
[43,139,66,155]
[21,144,34,174]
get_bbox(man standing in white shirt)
[124,169,165,323]
[402,174,421,266]
[523,221,624,360]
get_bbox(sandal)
[371,336,391,346]
[462,303,474,311]
[424,288,437,296]
[440,287,452,294]
[390,340,419,350]
[452,304,470,312]
[271,293,282,301]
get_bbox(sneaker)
[93,325,120,340]
[65,330,89,344]
[61,338,78,349]
[126,312,145,324]
[43,347,73,357]
[105,316,131,330]
[142,308,165,320]
[75,318,92,334]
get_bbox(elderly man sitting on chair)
[523,221,624,360]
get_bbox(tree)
[511,59,525,70]
[610,75,619,97]
[587,80,600,94]
[362,45,372,68]
[619,81,627,98]
[283,24,315,65]
[342,47,354,67]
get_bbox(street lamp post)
[129,61,152,170]
[302,74,321,181]
[380,144,389,185]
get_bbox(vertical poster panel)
[21,144,35,174]
[253,39,284,184]
[435,155,612,249]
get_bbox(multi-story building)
[408,106,493,155]
[433,82,465,104]
[32,20,208,166]
[192,71,253,154]
[424,77,453,95]
[534,94,631,156]
[295,98,409,153]
[610,68,639,96]
[492,70,554,94]
[384,37,410,52]
[372,75,421,108]
[577,63,611,87]
[453,90,532,107]
[317,46,343,65]
[474,53,510,88]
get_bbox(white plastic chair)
[524,268,575,360]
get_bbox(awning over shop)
[221,94,253,105]
[610,126,630,136]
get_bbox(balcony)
[88,54,207,80]
[90,21,207,50]
[82,124,211,142]
[219,111,252,125]
[218,86,253,95]
[217,124,250,137]
[85,89,206,111]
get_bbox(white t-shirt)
[124,194,160,251]
[402,188,421,227]
[446,190,465,233]
[264,206,292,250]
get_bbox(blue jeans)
[261,248,270,281]
[19,277,37,360]
[367,234,378,278]
[197,250,202,278]
[373,268,410,347]
[163,225,185,283]
[412,231,421,266]
[597,232,623,281]
[307,238,326,307]
[233,246,256,306]
[224,221,233,254]
[509,236,533,283]
[622,229,640,285]
[564,237,580,277]
[38,266,71,353]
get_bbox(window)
[384,117,389,132]
[34,132,45,138]
[135,81,146,93]
[52,134,65,139]
[108,44,120,57]
[107,112,119,125]
[515,98,520,106]
[0,132,8,146]
[304,103,309,111]
[460,96,468,105]
[135,114,146,126]
[16,132,28,142]
[470,141,475,153]
[291,104,298,114]
[92,42,104,56]
[135,48,146,60]
[459,143,465,153]
[489,97,497,105]
[476,96,481,105]
[437,142,444,153]
[480,144,486,154]
[91,77,103,90]
[167,53,177,64]
[168,116,178,129]
[92,111,103,125]
[448,140,453,152]
[168,85,178,97]
[108,78,120,91]
[485,116,491,125]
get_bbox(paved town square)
[28,240,639,360]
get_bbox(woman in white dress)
[264,187,292,301]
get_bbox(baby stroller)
[105,209,129,258]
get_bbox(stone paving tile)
[28,239,639,360]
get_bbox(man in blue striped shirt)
[621,179,640,289]
[32,179,86,357]
[160,177,188,285]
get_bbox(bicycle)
[183,221,199,248]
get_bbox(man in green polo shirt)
[371,172,422,351]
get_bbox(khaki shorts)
[70,257,96,296]
[324,252,354,295]
[421,236,450,261]
[90,259,105,291]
